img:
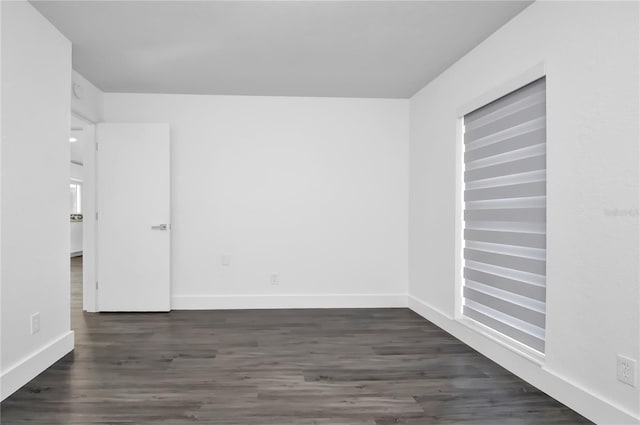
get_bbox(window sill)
[457,316,545,367]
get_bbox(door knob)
[151,224,168,230]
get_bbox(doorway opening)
[70,116,85,319]
[69,112,98,316]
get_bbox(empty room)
[1,1,639,424]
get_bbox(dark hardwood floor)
[1,257,591,424]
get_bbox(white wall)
[71,70,103,123]
[70,162,83,180]
[1,1,74,400]
[409,1,639,424]
[103,94,409,308]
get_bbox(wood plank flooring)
[1,257,591,424]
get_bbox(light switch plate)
[31,312,40,335]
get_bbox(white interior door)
[97,123,171,311]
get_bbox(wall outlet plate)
[271,273,279,285]
[31,312,40,335]
[617,355,637,387]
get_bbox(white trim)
[454,116,465,321]
[457,315,545,365]
[0,331,75,401]
[2,298,635,424]
[70,110,94,125]
[408,295,639,425]
[172,293,408,310]
[456,62,546,117]
[455,64,548,354]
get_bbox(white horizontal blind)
[462,77,546,353]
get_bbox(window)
[462,77,546,353]
[70,181,82,214]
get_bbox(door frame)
[71,110,98,312]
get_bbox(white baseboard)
[2,298,634,424]
[408,295,639,425]
[172,293,408,310]
[1,331,75,401]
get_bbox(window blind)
[463,77,546,353]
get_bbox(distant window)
[70,181,82,214]
[462,77,546,353]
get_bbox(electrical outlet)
[30,313,40,335]
[270,273,279,285]
[617,355,637,387]
[221,255,231,266]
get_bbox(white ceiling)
[32,1,532,98]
